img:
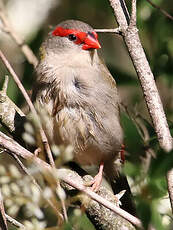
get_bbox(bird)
[32,20,134,212]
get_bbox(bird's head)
[42,20,101,55]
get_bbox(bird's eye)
[68,34,77,41]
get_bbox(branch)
[129,0,136,27]
[146,0,173,21]
[95,27,122,34]
[0,1,38,67]
[109,0,128,31]
[108,0,173,152]
[5,214,25,229]
[0,131,141,229]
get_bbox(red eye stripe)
[52,27,87,45]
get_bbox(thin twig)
[56,182,68,222]
[39,129,55,168]
[61,199,68,222]
[35,130,66,221]
[129,0,137,27]
[146,0,173,21]
[5,214,25,229]
[0,49,54,169]
[0,130,143,229]
[95,28,122,34]
[0,1,38,67]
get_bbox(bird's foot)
[85,162,104,192]
[34,147,41,156]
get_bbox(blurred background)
[0,0,173,229]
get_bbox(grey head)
[41,20,101,54]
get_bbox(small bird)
[32,19,124,193]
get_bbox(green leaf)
[149,149,173,178]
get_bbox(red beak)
[82,32,101,50]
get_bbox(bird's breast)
[35,60,123,166]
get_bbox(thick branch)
[109,0,129,31]
[108,0,173,152]
[124,28,172,151]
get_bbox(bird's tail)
[104,160,136,216]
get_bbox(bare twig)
[146,0,173,21]
[0,49,54,169]
[39,129,55,168]
[56,182,68,222]
[0,1,38,67]
[129,0,136,27]
[0,189,8,230]
[5,214,25,229]
[38,130,67,222]
[0,131,142,229]
[95,28,122,34]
